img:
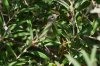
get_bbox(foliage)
[0,0,100,66]
[66,45,97,66]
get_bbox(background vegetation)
[0,0,100,66]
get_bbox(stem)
[69,0,76,36]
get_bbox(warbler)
[39,14,58,40]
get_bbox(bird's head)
[47,14,58,22]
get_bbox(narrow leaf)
[3,0,10,10]
[65,55,81,66]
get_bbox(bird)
[39,14,58,41]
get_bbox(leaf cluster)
[0,0,100,66]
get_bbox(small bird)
[39,14,58,40]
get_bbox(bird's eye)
[51,16,54,19]
[48,14,58,21]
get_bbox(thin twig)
[16,39,38,59]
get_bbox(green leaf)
[31,51,50,60]
[65,54,81,66]
[91,20,99,35]
[90,45,97,66]
[13,32,29,38]
[57,0,69,10]
[75,0,81,9]
[8,61,17,66]
[8,24,17,31]
[26,20,33,42]
[0,14,3,27]
[48,63,53,66]
[6,42,17,59]
[9,58,26,66]
[75,0,90,11]
[81,50,91,66]
[2,0,10,10]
